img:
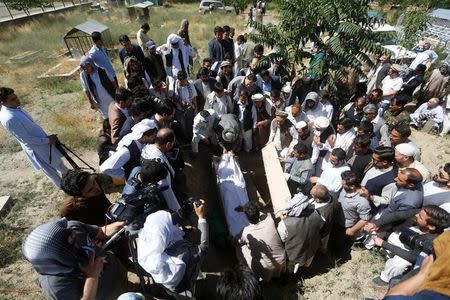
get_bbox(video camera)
[106,180,169,226]
[399,229,434,255]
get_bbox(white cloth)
[285,105,307,125]
[317,164,351,197]
[381,76,403,102]
[440,94,450,136]
[321,101,334,120]
[138,211,185,290]
[410,103,444,126]
[136,29,150,53]
[174,81,197,106]
[409,50,438,70]
[379,228,422,282]
[80,70,115,119]
[304,102,326,122]
[162,34,195,77]
[207,92,231,118]
[321,129,356,170]
[0,106,68,186]
[191,110,217,152]
[216,154,250,237]
[141,144,181,211]
[100,138,144,179]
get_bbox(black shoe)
[372,276,388,287]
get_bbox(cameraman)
[22,218,127,300]
[137,200,208,295]
[60,170,122,226]
[372,205,450,287]
[122,158,170,211]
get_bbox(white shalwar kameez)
[0,106,68,186]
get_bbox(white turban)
[395,143,416,157]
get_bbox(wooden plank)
[261,144,291,217]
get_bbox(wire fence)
[0,1,91,23]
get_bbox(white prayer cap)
[295,121,308,129]
[395,143,415,157]
[313,116,330,130]
[251,93,264,101]
[281,85,292,94]
[129,120,158,140]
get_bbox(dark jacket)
[144,53,167,83]
[284,206,324,266]
[399,74,424,96]
[119,44,145,66]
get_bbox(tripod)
[50,139,96,172]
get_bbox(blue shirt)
[88,45,116,78]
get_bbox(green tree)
[249,0,386,89]
[400,5,430,49]
[3,0,54,14]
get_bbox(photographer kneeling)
[23,218,127,300]
[371,205,450,287]
[137,200,208,296]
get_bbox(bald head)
[155,128,175,145]
[311,184,330,203]
[403,168,423,186]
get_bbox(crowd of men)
[1,13,450,300]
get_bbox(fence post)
[4,2,14,19]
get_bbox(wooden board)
[261,144,291,217]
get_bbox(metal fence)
[0,1,91,23]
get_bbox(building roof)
[430,9,450,21]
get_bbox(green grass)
[0,222,24,268]
[0,3,247,151]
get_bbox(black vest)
[86,67,116,101]
[165,49,186,74]
[123,141,141,179]
[233,101,254,132]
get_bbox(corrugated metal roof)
[74,19,108,35]
[430,9,450,21]
[133,1,154,8]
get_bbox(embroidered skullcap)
[395,143,416,157]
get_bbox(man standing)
[268,110,298,157]
[208,26,226,67]
[108,87,133,145]
[310,148,350,198]
[141,128,181,212]
[194,67,217,111]
[144,40,167,84]
[136,23,151,55]
[88,31,118,86]
[0,87,68,187]
[79,56,116,119]
[395,143,430,182]
[118,35,145,66]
